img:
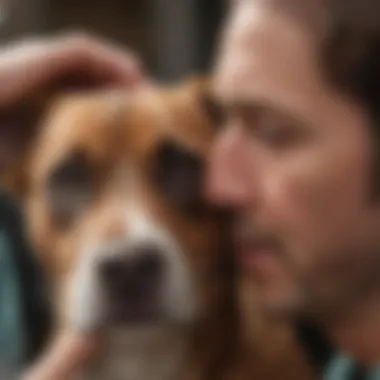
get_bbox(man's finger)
[0,33,145,107]
[21,330,102,380]
[56,32,145,85]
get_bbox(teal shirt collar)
[324,353,380,380]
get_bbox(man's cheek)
[261,170,318,229]
[261,170,332,262]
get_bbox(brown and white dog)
[0,80,316,380]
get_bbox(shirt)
[324,353,380,380]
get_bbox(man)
[206,0,380,378]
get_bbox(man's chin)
[252,284,303,319]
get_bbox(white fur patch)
[80,328,189,380]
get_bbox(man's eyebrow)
[217,99,266,117]
[219,97,310,126]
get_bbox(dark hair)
[321,0,380,121]
[253,0,380,122]
[320,0,380,194]
[266,0,380,194]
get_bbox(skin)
[206,0,380,364]
[0,33,144,380]
[21,330,102,380]
[0,33,144,107]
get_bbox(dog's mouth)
[105,293,164,326]
[96,245,166,326]
[103,280,166,327]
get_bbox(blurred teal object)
[324,353,380,380]
[0,229,25,372]
[0,191,52,375]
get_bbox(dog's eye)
[153,140,205,216]
[199,93,224,128]
[46,149,95,227]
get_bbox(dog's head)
[0,79,229,331]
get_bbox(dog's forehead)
[32,84,213,180]
[130,84,216,151]
[42,91,159,149]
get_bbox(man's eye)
[252,123,305,148]
[238,106,311,150]
[247,110,310,149]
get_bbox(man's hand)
[21,330,102,380]
[0,32,145,108]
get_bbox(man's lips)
[235,238,281,274]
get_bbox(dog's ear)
[0,97,50,197]
[185,76,224,128]
[0,72,106,197]
[198,91,224,128]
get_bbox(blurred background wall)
[0,0,227,81]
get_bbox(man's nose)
[205,125,250,206]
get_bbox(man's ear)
[0,97,50,197]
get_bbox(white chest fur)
[76,327,189,380]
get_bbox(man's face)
[208,1,380,319]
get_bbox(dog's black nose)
[100,244,164,300]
